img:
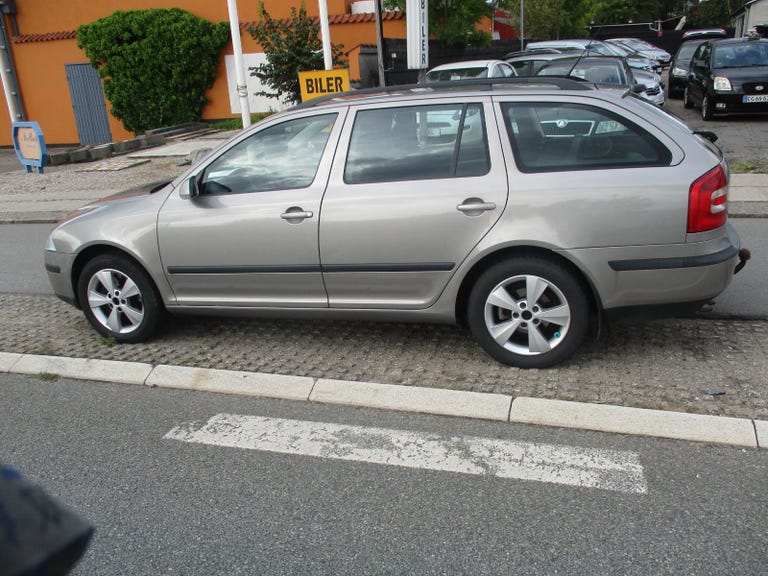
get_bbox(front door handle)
[457,198,496,216]
[281,207,314,223]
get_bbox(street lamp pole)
[318,0,333,70]
[226,0,251,129]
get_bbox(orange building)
[0,0,406,146]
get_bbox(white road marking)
[164,414,647,494]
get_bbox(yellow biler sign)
[299,69,350,102]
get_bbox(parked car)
[44,78,747,368]
[524,39,658,73]
[606,37,671,67]
[426,60,517,81]
[534,55,665,106]
[669,39,709,98]
[505,52,570,76]
[684,37,768,119]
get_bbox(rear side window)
[344,103,490,184]
[501,102,672,173]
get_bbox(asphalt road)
[2,221,764,319]
[2,373,767,576]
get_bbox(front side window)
[200,113,337,195]
[502,102,672,173]
[344,103,490,184]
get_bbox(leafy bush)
[248,2,345,105]
[78,8,230,133]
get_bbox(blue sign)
[12,121,48,173]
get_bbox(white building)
[732,0,768,36]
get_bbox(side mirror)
[180,176,199,200]
[631,83,646,94]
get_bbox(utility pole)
[374,0,386,86]
[226,0,251,129]
[318,0,333,70]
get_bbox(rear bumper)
[567,224,743,310]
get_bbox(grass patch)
[731,160,768,173]
[35,372,59,382]
[98,336,117,348]
[33,343,55,356]
[209,112,273,130]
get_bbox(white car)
[426,60,517,81]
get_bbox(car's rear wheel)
[77,254,163,343]
[467,258,589,368]
[683,85,693,109]
[701,94,713,120]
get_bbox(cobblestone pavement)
[3,294,766,421]
[665,96,768,172]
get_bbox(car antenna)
[565,23,602,80]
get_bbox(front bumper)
[45,250,79,308]
[711,92,768,116]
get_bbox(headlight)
[672,66,686,77]
[713,76,732,91]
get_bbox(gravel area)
[3,293,766,421]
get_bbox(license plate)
[743,94,768,103]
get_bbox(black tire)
[683,86,693,109]
[77,253,164,343]
[701,94,713,120]
[467,258,589,368]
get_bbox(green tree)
[687,0,733,28]
[587,0,680,24]
[248,2,345,105]
[384,0,496,47]
[77,8,229,134]
[504,0,591,40]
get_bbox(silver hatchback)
[45,78,747,368]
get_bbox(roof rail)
[295,76,595,109]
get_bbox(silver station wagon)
[45,78,748,368]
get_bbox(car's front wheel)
[701,94,713,120]
[467,258,589,368]
[77,253,164,343]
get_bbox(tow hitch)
[735,248,751,274]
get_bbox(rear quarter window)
[501,102,672,173]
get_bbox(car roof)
[506,52,571,63]
[682,28,728,39]
[527,39,599,46]
[427,60,506,72]
[707,36,768,46]
[294,77,605,111]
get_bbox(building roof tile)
[12,11,404,43]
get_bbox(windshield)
[538,61,626,84]
[426,67,488,81]
[676,40,705,62]
[713,42,768,67]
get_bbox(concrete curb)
[1,352,765,449]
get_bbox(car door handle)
[281,208,314,222]
[457,199,496,215]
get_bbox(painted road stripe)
[164,414,648,494]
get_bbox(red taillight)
[688,165,728,233]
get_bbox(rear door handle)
[457,198,496,216]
